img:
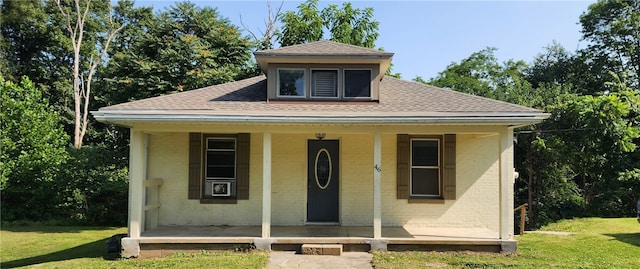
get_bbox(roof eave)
[254,54,394,75]
[92,111,550,128]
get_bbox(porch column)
[498,128,514,240]
[373,133,382,239]
[128,129,146,238]
[262,133,272,238]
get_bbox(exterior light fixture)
[315,133,326,140]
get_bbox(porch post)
[128,129,146,238]
[262,133,272,238]
[373,133,382,239]
[498,128,514,240]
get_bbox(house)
[93,40,548,258]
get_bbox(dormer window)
[344,69,371,98]
[255,40,393,102]
[277,68,306,97]
[311,69,338,98]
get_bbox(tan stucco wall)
[143,127,505,233]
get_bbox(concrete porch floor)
[130,226,513,258]
[141,225,499,241]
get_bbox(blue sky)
[136,0,596,80]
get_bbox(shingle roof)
[95,75,545,124]
[254,40,393,57]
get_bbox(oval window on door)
[314,148,332,189]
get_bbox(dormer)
[254,40,394,102]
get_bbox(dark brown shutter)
[188,133,203,199]
[397,134,410,199]
[236,133,250,200]
[443,134,456,200]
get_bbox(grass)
[372,217,640,269]
[0,226,268,269]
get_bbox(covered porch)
[122,125,518,257]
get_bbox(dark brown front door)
[307,140,339,223]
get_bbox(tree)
[547,90,639,216]
[55,0,124,148]
[321,2,379,48]
[277,0,323,47]
[1,0,72,115]
[1,77,69,221]
[526,41,575,89]
[426,47,539,103]
[241,1,284,51]
[277,0,379,48]
[99,2,253,105]
[578,0,640,92]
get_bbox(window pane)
[278,69,305,96]
[207,139,235,150]
[312,70,338,97]
[207,151,235,166]
[207,166,235,178]
[412,140,439,166]
[344,70,371,97]
[411,168,440,196]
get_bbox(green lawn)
[373,217,640,269]
[0,226,268,269]
[1,218,638,268]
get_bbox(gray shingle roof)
[254,40,393,57]
[96,75,543,122]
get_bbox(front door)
[307,140,339,223]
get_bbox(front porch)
[129,225,511,258]
[122,129,520,257]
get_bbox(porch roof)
[93,75,548,126]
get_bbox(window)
[311,69,338,98]
[397,134,456,201]
[188,133,250,204]
[344,69,371,98]
[411,139,441,196]
[204,137,236,197]
[278,69,305,97]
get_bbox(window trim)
[276,68,306,98]
[409,136,443,198]
[310,68,340,99]
[343,68,372,99]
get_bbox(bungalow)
[93,40,548,258]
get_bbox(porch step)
[301,244,343,256]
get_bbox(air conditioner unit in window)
[212,181,231,197]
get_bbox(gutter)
[92,111,550,127]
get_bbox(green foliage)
[321,2,379,48]
[547,91,640,216]
[1,0,72,115]
[59,146,129,225]
[278,0,323,47]
[100,1,253,105]
[0,77,70,220]
[577,0,640,93]
[277,0,380,48]
[426,47,513,100]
